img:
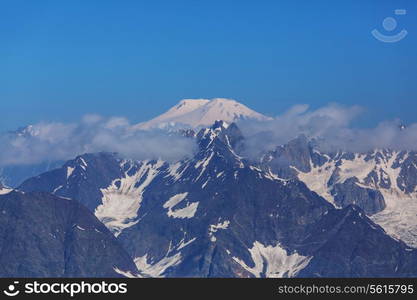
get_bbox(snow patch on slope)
[67,166,75,179]
[95,160,164,236]
[337,154,376,184]
[296,160,336,205]
[371,191,417,247]
[231,242,312,278]
[0,187,12,195]
[177,237,197,251]
[195,152,214,181]
[113,267,141,278]
[369,152,417,247]
[166,161,188,181]
[209,220,230,242]
[296,150,417,247]
[163,192,199,219]
[134,253,182,278]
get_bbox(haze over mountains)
[1,98,417,277]
[1,98,267,186]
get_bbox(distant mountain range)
[1,99,417,277]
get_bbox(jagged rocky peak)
[19,152,128,211]
[259,135,417,247]
[195,121,244,161]
[9,124,40,137]
[259,134,327,179]
[178,128,196,138]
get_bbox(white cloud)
[0,116,197,166]
[238,103,416,157]
[2,103,416,166]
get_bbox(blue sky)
[1,0,416,131]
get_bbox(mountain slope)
[260,136,417,247]
[133,98,270,130]
[19,122,417,277]
[0,191,139,277]
[298,205,417,277]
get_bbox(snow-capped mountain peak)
[12,125,40,137]
[133,98,270,130]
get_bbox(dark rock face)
[298,206,417,277]
[397,152,417,194]
[259,141,417,216]
[118,170,332,277]
[331,178,386,215]
[17,122,417,277]
[20,153,126,211]
[0,191,138,277]
[111,122,335,277]
[260,135,317,178]
[364,169,391,189]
